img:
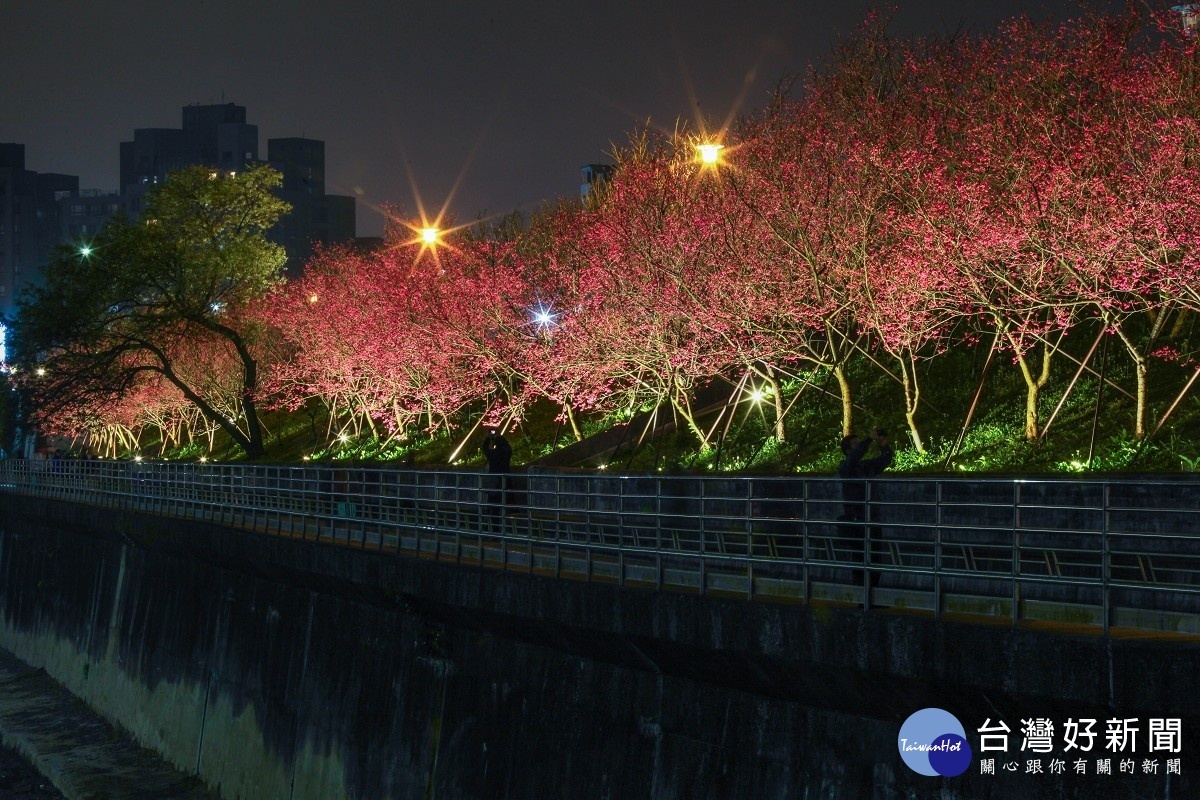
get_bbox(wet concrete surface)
[0,648,218,800]
[0,743,64,799]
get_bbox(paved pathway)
[0,648,217,800]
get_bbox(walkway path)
[0,649,217,800]
[0,742,63,800]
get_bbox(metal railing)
[1,459,1198,636]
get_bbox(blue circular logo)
[898,708,972,777]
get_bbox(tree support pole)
[1040,325,1107,441]
[1087,335,1111,467]
[944,331,999,469]
[1151,365,1200,440]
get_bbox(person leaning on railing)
[481,430,513,519]
[837,428,893,589]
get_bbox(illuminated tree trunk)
[1008,334,1054,442]
[1107,309,1167,441]
[670,384,710,449]
[834,364,853,438]
[563,402,582,441]
[767,369,786,443]
[897,350,925,454]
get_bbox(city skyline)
[3,1,1126,237]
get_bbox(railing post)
[698,477,706,595]
[1012,481,1021,627]
[1102,481,1111,636]
[863,479,872,608]
[934,480,942,622]
[523,484,532,573]
[455,471,463,564]
[745,478,753,601]
[801,477,810,605]
[578,473,591,582]
[655,475,663,592]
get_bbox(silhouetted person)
[482,430,512,473]
[838,429,893,522]
[481,430,513,520]
[837,428,893,600]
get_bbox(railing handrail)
[1,458,1197,636]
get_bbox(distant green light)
[79,245,93,258]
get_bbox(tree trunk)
[1023,381,1040,441]
[564,402,582,441]
[769,372,786,443]
[1108,310,1166,442]
[898,351,925,454]
[1008,334,1053,441]
[1134,358,1147,441]
[238,354,265,459]
[834,364,853,438]
[1170,308,1189,339]
[672,392,709,449]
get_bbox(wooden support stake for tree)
[625,402,661,470]
[776,365,818,420]
[944,332,999,469]
[706,373,749,444]
[1150,365,1200,440]
[447,406,492,464]
[1040,325,1107,441]
[1029,330,1133,400]
[712,373,750,471]
[1087,334,1110,467]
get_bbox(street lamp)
[399,221,447,264]
[527,300,562,334]
[696,143,725,166]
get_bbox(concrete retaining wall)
[0,495,1195,799]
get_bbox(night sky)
[3,1,1128,237]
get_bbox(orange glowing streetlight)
[421,227,440,245]
[696,143,725,166]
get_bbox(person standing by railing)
[481,430,513,521]
[482,430,513,474]
[837,428,893,596]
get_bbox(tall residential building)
[0,144,78,320]
[0,104,359,326]
[267,137,356,274]
[60,190,122,244]
[118,104,355,273]
[119,102,259,217]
